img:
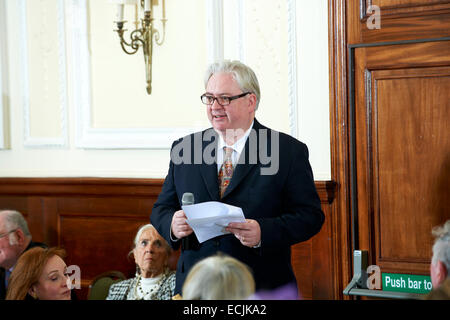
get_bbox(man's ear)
[14,228,26,245]
[247,93,257,112]
[436,261,448,285]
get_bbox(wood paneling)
[0,178,164,300]
[354,54,450,274]
[329,0,354,299]
[348,0,450,44]
[330,0,450,299]
[292,182,337,299]
[364,0,450,17]
[0,178,336,300]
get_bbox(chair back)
[88,270,126,300]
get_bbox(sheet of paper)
[182,201,246,243]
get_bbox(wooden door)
[353,42,450,275]
[329,0,450,298]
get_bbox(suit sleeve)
[257,141,325,252]
[150,142,182,250]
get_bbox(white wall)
[0,0,331,180]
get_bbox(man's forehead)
[207,73,238,88]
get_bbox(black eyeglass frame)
[200,92,251,106]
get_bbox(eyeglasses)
[200,92,251,106]
[0,228,18,239]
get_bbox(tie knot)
[224,147,233,157]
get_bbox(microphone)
[181,192,194,251]
[182,192,194,206]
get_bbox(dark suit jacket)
[0,240,47,300]
[150,119,324,294]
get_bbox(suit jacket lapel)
[199,128,220,200]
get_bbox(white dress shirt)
[216,121,254,172]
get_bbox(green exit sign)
[382,273,433,294]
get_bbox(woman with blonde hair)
[182,254,255,300]
[6,247,72,300]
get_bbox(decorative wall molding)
[20,0,69,148]
[287,0,299,139]
[223,0,299,139]
[206,0,224,63]
[70,0,204,150]
[0,0,9,149]
[223,0,245,61]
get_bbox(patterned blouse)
[106,270,176,300]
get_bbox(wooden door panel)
[373,67,450,273]
[367,0,450,13]
[354,43,450,276]
[331,0,450,298]
[348,0,450,44]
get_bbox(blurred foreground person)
[182,254,255,300]
[425,220,450,300]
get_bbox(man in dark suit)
[151,60,324,295]
[0,210,47,299]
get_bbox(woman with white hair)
[181,254,255,300]
[106,224,175,300]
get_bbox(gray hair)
[1,210,31,239]
[182,254,255,300]
[431,220,450,272]
[204,60,261,110]
[132,224,171,256]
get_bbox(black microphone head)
[182,192,194,206]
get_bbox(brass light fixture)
[112,0,167,94]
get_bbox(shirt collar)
[217,120,254,155]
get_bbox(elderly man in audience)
[107,224,176,300]
[425,220,450,300]
[0,210,47,300]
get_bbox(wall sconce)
[112,0,167,94]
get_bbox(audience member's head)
[0,210,32,269]
[430,220,450,288]
[182,254,255,300]
[107,224,176,300]
[6,247,71,300]
[204,60,261,110]
[131,224,172,278]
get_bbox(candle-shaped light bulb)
[162,0,166,19]
[144,0,151,12]
[116,4,124,21]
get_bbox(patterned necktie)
[218,147,234,198]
